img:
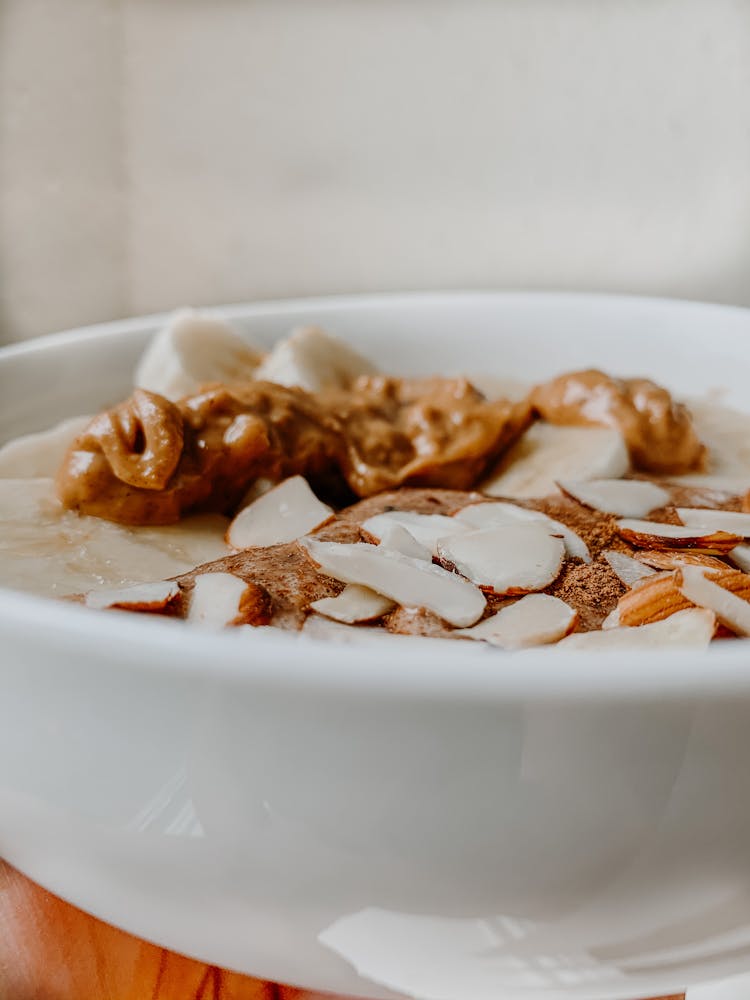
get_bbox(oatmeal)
[4,309,750,653]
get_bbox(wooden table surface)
[0,862,685,1000]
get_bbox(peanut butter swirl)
[57,378,531,525]
[530,369,706,474]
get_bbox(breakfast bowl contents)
[4,305,750,655]
[3,293,750,1000]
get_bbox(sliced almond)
[362,511,468,556]
[374,521,432,561]
[603,550,657,588]
[254,326,377,391]
[437,525,565,596]
[676,508,750,538]
[617,573,692,627]
[302,539,485,627]
[227,476,333,549]
[187,572,266,628]
[667,474,750,496]
[677,566,750,636]
[729,543,750,574]
[455,501,591,563]
[616,519,741,553]
[635,550,730,572]
[135,309,262,401]
[557,608,716,650]
[458,594,577,648]
[481,423,629,499]
[301,615,406,643]
[558,479,670,518]
[601,606,621,630]
[310,584,395,624]
[85,580,182,613]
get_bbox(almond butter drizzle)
[530,369,706,474]
[57,378,531,525]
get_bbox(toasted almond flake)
[676,508,750,538]
[302,539,485,627]
[558,479,670,518]
[481,424,629,499]
[187,572,254,628]
[310,584,395,624]
[677,566,750,636]
[85,580,181,612]
[603,550,657,588]
[635,550,730,572]
[729,543,750,574]
[458,594,577,648]
[616,519,742,552]
[374,521,432,561]
[227,476,333,549]
[455,501,591,563]
[437,525,565,595]
[617,572,692,627]
[557,608,716,650]
[361,511,469,556]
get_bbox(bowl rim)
[4,288,750,703]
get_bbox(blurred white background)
[1,0,750,343]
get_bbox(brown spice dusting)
[89,479,750,637]
[548,559,626,632]
[384,606,456,639]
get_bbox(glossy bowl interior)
[2,292,750,1000]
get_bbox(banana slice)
[254,326,377,391]
[0,478,229,598]
[481,423,630,499]
[135,309,263,400]
[0,415,91,478]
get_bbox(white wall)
[2,0,750,342]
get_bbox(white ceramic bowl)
[3,293,750,1000]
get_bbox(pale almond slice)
[635,550,730,572]
[481,424,629,499]
[310,584,395,624]
[603,550,657,588]
[187,572,266,628]
[557,608,716,650]
[362,511,469,556]
[455,501,591,563]
[667,474,750,495]
[601,606,621,629]
[302,539,486,627]
[375,522,432,561]
[301,615,408,643]
[558,479,670,518]
[458,594,577,648]
[85,580,182,613]
[729,544,750,574]
[227,476,333,549]
[135,309,262,401]
[254,326,377,391]
[677,566,750,636]
[616,519,741,553]
[436,525,565,596]
[676,508,750,538]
